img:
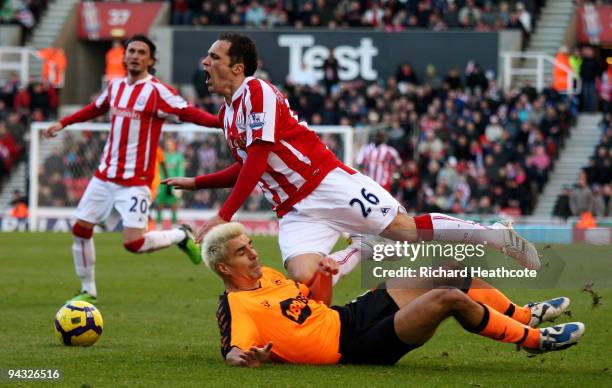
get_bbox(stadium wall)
[0,26,20,45]
[2,214,610,244]
[169,28,500,85]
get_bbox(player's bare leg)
[170,203,179,228]
[380,213,541,270]
[286,253,321,285]
[388,288,584,353]
[69,219,97,303]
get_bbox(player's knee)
[286,255,319,284]
[72,222,93,239]
[123,238,145,253]
[432,288,468,309]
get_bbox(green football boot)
[66,291,98,304]
[178,224,202,265]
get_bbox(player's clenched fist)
[161,177,196,191]
[43,122,64,139]
[318,257,339,277]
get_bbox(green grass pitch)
[0,232,610,387]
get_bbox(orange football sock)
[472,304,540,349]
[467,287,531,325]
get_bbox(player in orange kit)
[204,223,584,367]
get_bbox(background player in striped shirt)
[164,33,541,303]
[43,35,221,303]
[356,130,402,191]
[204,223,582,367]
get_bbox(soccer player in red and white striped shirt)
[356,130,402,191]
[43,35,221,303]
[165,33,541,303]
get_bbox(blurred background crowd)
[1,0,610,221]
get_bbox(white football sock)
[138,228,187,252]
[429,213,504,248]
[330,236,363,286]
[72,236,97,297]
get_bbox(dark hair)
[124,34,157,74]
[218,32,258,76]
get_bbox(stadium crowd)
[170,0,541,37]
[554,115,611,219]
[4,0,606,219]
[36,57,575,217]
[0,0,47,44]
[0,73,58,183]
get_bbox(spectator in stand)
[171,0,192,25]
[245,1,266,27]
[516,2,532,37]
[0,120,18,178]
[552,46,571,94]
[423,64,442,90]
[570,172,594,216]
[597,62,612,113]
[602,183,612,216]
[466,62,488,93]
[506,11,527,49]
[345,1,363,27]
[287,62,318,87]
[481,1,499,26]
[0,72,20,110]
[553,185,573,220]
[322,49,339,96]
[443,0,460,28]
[37,46,67,89]
[580,46,600,112]
[105,40,126,82]
[396,63,419,85]
[444,67,463,90]
[569,47,582,85]
[5,112,26,159]
[29,82,51,118]
[591,184,608,217]
[362,1,384,27]
[9,189,28,226]
[458,0,481,28]
[485,115,504,143]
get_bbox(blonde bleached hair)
[201,222,247,272]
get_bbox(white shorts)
[279,168,404,263]
[75,177,151,229]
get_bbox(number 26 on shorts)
[349,188,380,218]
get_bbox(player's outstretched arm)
[195,142,272,242]
[43,122,64,139]
[162,162,243,191]
[177,106,223,128]
[43,102,109,140]
[161,177,196,190]
[226,343,273,367]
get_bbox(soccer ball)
[54,301,103,346]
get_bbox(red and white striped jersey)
[219,76,350,216]
[92,75,191,186]
[356,143,402,190]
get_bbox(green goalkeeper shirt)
[161,152,185,179]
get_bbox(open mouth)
[204,70,211,85]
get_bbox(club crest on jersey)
[247,112,266,130]
[381,207,391,216]
[136,95,147,106]
[236,112,246,131]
